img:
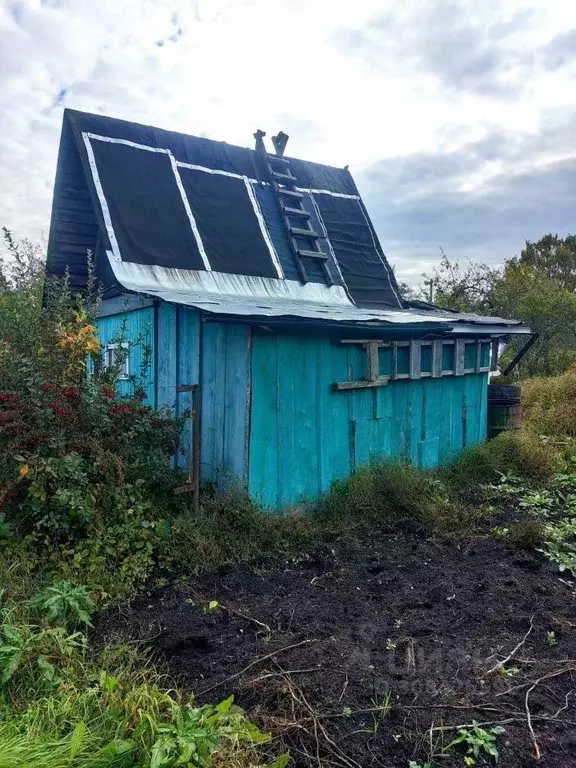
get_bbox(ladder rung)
[267,154,290,165]
[283,206,310,218]
[272,170,297,182]
[277,188,303,199]
[298,249,328,260]
[290,227,322,238]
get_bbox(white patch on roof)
[105,251,529,333]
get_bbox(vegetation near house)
[1,219,576,767]
[414,234,576,377]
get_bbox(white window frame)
[103,342,130,380]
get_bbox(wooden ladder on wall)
[254,129,333,285]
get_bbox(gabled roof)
[47,110,527,335]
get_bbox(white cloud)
[1,0,576,282]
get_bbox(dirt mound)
[100,526,576,767]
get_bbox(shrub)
[0,255,185,600]
[317,460,442,525]
[438,431,561,495]
[522,364,576,437]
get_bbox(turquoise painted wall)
[96,306,155,403]
[248,329,489,509]
[98,303,490,510]
[98,303,250,480]
[199,323,251,486]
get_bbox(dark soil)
[100,525,576,768]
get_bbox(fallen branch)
[525,682,541,761]
[496,665,576,698]
[220,603,272,636]
[430,714,576,734]
[485,615,535,676]
[550,690,575,719]
[187,587,272,635]
[280,670,363,768]
[249,668,320,684]
[198,638,318,695]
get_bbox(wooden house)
[46,110,529,508]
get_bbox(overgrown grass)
[522,364,576,437]
[316,460,441,525]
[160,432,564,572]
[437,430,561,495]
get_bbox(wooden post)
[174,383,200,514]
[191,384,200,514]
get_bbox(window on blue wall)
[442,344,455,373]
[481,342,491,368]
[464,342,477,371]
[421,345,432,374]
[397,345,410,375]
[103,343,130,380]
[378,346,392,376]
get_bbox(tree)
[419,249,502,314]
[493,262,576,377]
[415,242,576,378]
[518,233,576,293]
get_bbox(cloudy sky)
[1,0,576,284]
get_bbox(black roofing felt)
[46,109,403,309]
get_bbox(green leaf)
[37,657,58,685]
[70,721,86,758]
[99,738,135,755]
[267,754,290,768]
[215,694,234,715]
[0,649,22,684]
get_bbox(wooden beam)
[332,378,389,391]
[409,340,422,379]
[455,339,466,376]
[366,341,379,381]
[432,340,443,378]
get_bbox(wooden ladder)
[254,129,333,285]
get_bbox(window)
[103,342,130,380]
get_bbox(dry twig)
[198,638,318,695]
[485,615,535,676]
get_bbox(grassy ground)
[2,417,574,767]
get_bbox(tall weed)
[522,364,576,437]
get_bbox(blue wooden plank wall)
[200,322,251,487]
[98,303,201,470]
[248,330,488,509]
[96,306,155,403]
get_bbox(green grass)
[436,430,561,495]
[0,573,281,768]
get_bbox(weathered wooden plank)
[200,323,226,484]
[156,303,177,412]
[432,340,443,378]
[324,341,352,488]
[248,329,279,508]
[455,339,466,376]
[223,325,250,483]
[176,307,200,470]
[409,340,422,380]
[333,378,388,391]
[276,335,297,507]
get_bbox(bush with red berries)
[0,274,183,547]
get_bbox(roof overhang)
[103,250,529,336]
